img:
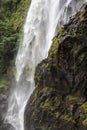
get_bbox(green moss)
[40,98,56,111]
[40,99,50,108]
[81,102,87,113]
[55,112,60,118]
[0,78,8,89]
[61,114,75,123]
[32,89,38,104]
[41,63,48,68]
[80,113,87,120]
[66,95,78,101]
[48,27,66,69]
[40,87,59,112]
[78,53,86,64]
[32,87,55,105]
[48,41,58,58]
[52,36,58,44]
[71,29,76,37]
[82,118,87,126]
[80,5,87,22]
[80,102,87,124]
[58,27,65,38]
[35,71,41,86]
[41,87,53,94]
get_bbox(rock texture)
[25,3,87,130]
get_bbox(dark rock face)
[25,3,87,130]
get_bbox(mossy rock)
[25,3,87,130]
[81,102,87,113]
[66,95,78,101]
[60,114,75,123]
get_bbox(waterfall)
[5,0,87,130]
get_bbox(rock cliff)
[25,3,87,130]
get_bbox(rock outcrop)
[25,3,87,130]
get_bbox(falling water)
[5,0,87,130]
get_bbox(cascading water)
[5,0,87,130]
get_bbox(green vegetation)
[81,102,87,113]
[55,112,60,118]
[66,95,78,101]
[78,52,86,64]
[80,102,87,126]
[52,36,58,45]
[80,4,87,22]
[82,118,87,126]
[0,0,31,76]
[40,98,57,111]
[60,114,75,123]
[0,77,8,89]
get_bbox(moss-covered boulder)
[25,3,87,130]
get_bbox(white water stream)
[5,0,87,130]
